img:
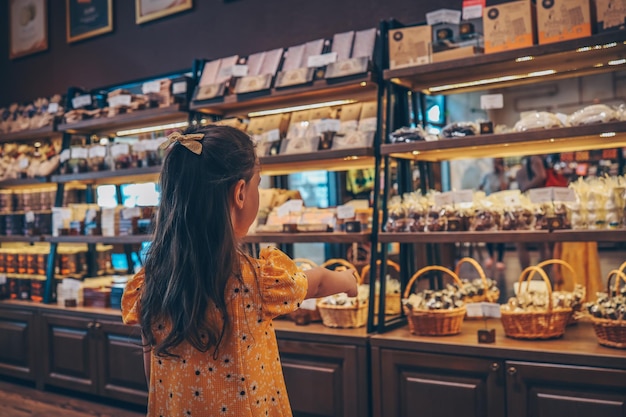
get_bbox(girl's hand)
[341,269,359,297]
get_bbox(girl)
[121,125,357,417]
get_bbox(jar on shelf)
[5,249,17,274]
[87,143,109,171]
[17,251,27,274]
[68,145,89,174]
[110,143,132,170]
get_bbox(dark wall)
[0,0,462,106]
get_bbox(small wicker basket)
[591,268,626,349]
[317,259,368,328]
[455,257,500,304]
[501,266,572,340]
[533,259,582,325]
[361,259,401,315]
[284,258,322,324]
[403,266,466,336]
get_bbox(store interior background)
[1,0,625,300]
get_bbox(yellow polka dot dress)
[122,248,307,417]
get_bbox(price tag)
[231,65,249,77]
[336,204,356,220]
[480,94,504,110]
[142,80,162,94]
[110,143,130,158]
[528,188,553,204]
[18,158,29,169]
[426,9,462,25]
[108,94,132,108]
[25,211,35,223]
[0,273,6,285]
[72,94,92,109]
[482,303,502,319]
[553,187,576,202]
[453,190,474,204]
[48,102,59,113]
[71,147,89,159]
[307,52,338,68]
[317,119,341,133]
[434,192,454,206]
[173,81,187,95]
[465,303,484,318]
[59,149,71,163]
[122,207,141,220]
[463,4,483,19]
[88,146,107,158]
[299,299,317,311]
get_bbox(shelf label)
[307,52,338,68]
[71,147,88,160]
[59,149,71,163]
[142,80,162,94]
[72,94,92,109]
[528,188,553,204]
[108,94,132,108]
[553,187,576,202]
[466,302,501,318]
[480,94,504,110]
[317,119,341,133]
[173,81,187,95]
[299,298,317,311]
[434,192,454,207]
[426,9,462,25]
[25,211,35,223]
[88,146,107,158]
[453,190,474,204]
[336,204,356,220]
[110,143,130,158]
[48,102,59,113]
[463,0,485,19]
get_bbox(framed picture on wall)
[66,0,113,43]
[9,0,48,59]
[135,0,192,24]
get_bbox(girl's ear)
[232,179,246,209]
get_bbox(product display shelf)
[244,231,371,244]
[0,177,50,188]
[46,235,152,245]
[0,235,46,243]
[259,147,376,176]
[51,165,162,185]
[190,73,378,117]
[57,104,188,136]
[381,121,626,162]
[379,229,626,244]
[0,125,60,143]
[384,31,626,95]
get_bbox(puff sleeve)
[258,247,308,320]
[121,269,145,325]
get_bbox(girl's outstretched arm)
[303,268,358,299]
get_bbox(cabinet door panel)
[278,339,368,417]
[506,361,626,417]
[41,313,98,394]
[0,308,36,381]
[97,320,148,406]
[377,349,505,417]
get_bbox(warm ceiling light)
[247,100,356,117]
[115,121,189,137]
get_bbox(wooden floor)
[0,379,146,417]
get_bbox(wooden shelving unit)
[51,165,162,185]
[0,125,60,143]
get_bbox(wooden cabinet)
[40,312,148,406]
[0,307,37,381]
[372,348,505,417]
[506,361,626,417]
[278,339,369,417]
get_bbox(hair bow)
[159,132,205,155]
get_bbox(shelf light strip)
[115,121,189,137]
[247,100,356,118]
[426,70,557,94]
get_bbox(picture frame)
[9,0,48,59]
[66,0,113,44]
[135,0,192,24]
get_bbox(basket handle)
[321,258,362,285]
[454,257,489,291]
[361,259,401,282]
[530,259,577,288]
[403,266,462,299]
[618,261,626,276]
[293,258,319,269]
[518,266,553,313]
[606,269,626,298]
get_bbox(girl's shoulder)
[121,269,145,325]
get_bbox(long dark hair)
[141,124,257,357]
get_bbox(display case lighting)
[247,100,356,117]
[515,56,534,62]
[609,58,626,66]
[577,42,618,53]
[600,132,616,138]
[427,69,557,93]
[343,155,360,161]
[115,121,189,137]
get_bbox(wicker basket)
[591,268,626,349]
[501,266,572,340]
[403,266,466,336]
[532,259,582,325]
[455,257,500,304]
[317,259,368,328]
[284,259,322,324]
[362,260,401,315]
